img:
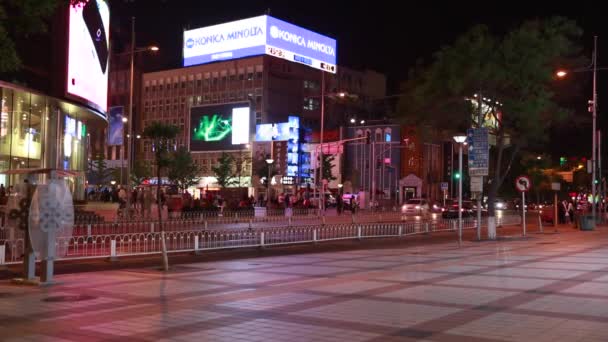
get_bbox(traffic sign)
[470,176,483,193]
[515,175,532,192]
[467,128,489,176]
[440,182,448,191]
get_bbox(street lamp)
[453,134,467,247]
[120,16,159,215]
[556,36,599,222]
[350,118,356,124]
[266,159,274,206]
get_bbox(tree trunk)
[157,164,169,271]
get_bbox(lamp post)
[556,35,599,223]
[266,158,274,206]
[120,16,159,215]
[453,135,467,247]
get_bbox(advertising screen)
[183,15,336,73]
[66,0,110,114]
[190,103,250,151]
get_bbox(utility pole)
[592,36,598,222]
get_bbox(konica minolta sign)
[183,15,337,73]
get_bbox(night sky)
[109,0,608,157]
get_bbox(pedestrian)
[0,183,6,205]
[143,188,152,219]
[558,199,565,224]
[568,201,575,226]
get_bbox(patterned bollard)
[357,226,362,240]
[87,224,92,238]
[193,235,201,255]
[260,232,265,248]
[313,229,318,243]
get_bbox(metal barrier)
[0,214,521,265]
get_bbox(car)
[494,198,508,210]
[401,199,430,216]
[442,200,475,218]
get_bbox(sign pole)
[522,190,526,236]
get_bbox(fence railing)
[0,214,521,265]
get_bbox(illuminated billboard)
[190,103,250,151]
[183,15,337,73]
[67,0,110,114]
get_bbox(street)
[1,225,607,341]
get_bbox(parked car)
[401,199,430,216]
[442,200,475,218]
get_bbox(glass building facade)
[0,82,107,200]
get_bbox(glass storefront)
[0,82,107,200]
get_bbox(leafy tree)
[87,153,115,186]
[212,152,235,188]
[0,1,86,72]
[131,159,152,187]
[397,17,582,238]
[315,154,337,182]
[142,122,180,271]
[167,147,201,192]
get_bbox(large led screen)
[190,103,250,151]
[67,0,110,114]
[183,15,336,73]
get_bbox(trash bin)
[579,215,596,231]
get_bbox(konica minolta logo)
[269,25,335,56]
[186,26,263,48]
[185,38,195,48]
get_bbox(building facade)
[139,54,386,193]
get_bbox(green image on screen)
[192,114,232,141]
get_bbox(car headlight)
[415,206,421,209]
[496,203,504,209]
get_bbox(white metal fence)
[0,215,521,265]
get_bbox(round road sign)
[515,175,532,192]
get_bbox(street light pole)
[126,17,136,214]
[454,135,467,247]
[592,35,598,223]
[319,70,325,213]
[266,159,274,206]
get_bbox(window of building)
[181,81,186,88]
[255,112,262,125]
[247,72,253,81]
[375,128,382,142]
[238,72,244,81]
[196,79,202,87]
[256,71,263,80]
[303,98,320,111]
[212,78,218,86]
[384,128,392,142]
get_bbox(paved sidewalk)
[1,228,608,341]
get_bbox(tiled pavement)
[2,229,608,341]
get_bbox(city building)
[139,15,386,198]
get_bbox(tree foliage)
[131,159,152,187]
[397,17,582,216]
[212,152,235,188]
[167,147,201,192]
[315,154,337,181]
[86,153,115,186]
[0,1,87,73]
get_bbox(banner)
[107,106,124,146]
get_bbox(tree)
[131,160,152,187]
[87,153,115,187]
[0,1,86,73]
[315,154,337,182]
[142,122,180,271]
[212,152,235,188]
[167,147,201,192]
[397,17,582,238]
